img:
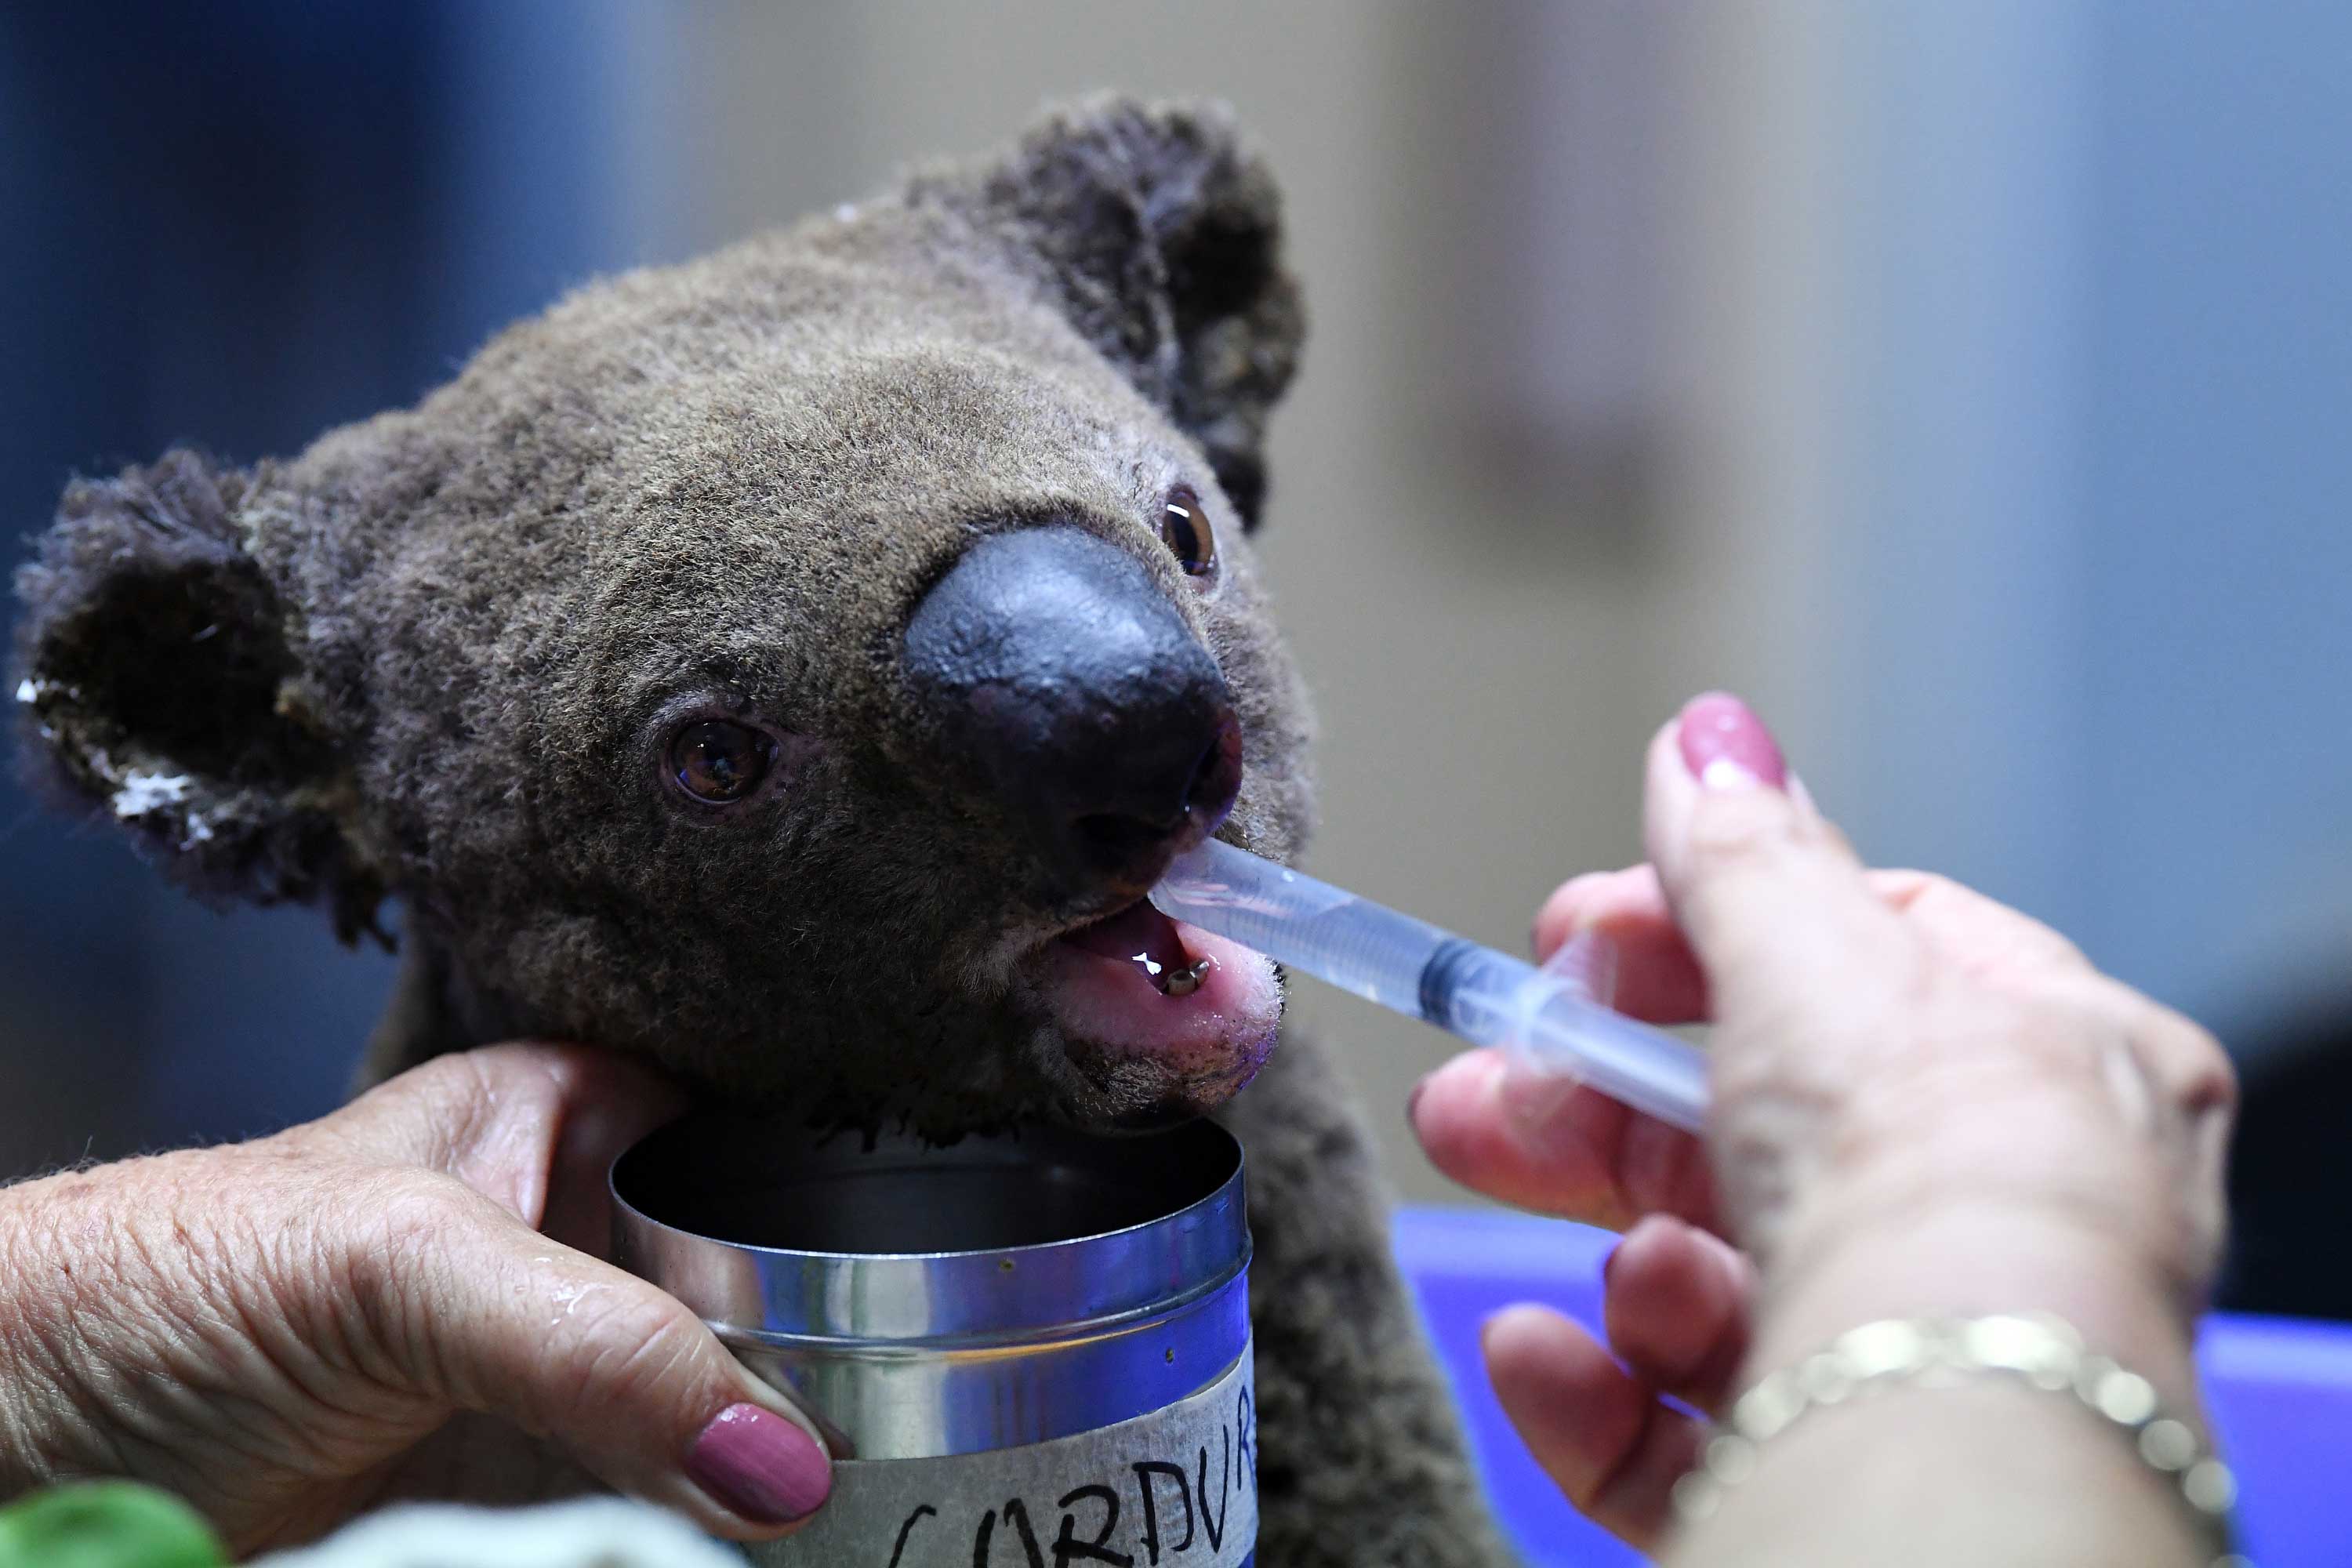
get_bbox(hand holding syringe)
[1151,837,1708,1132]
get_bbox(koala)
[13,98,1514,1566]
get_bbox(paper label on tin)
[751,1348,1256,1567]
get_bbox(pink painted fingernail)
[1677,692,1788,790]
[688,1403,831,1524]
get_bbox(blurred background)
[3,2,2347,1312]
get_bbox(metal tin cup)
[612,1116,1257,1566]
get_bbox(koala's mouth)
[1036,898,1280,1090]
[1063,898,1213,995]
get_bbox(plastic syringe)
[1150,837,1708,1133]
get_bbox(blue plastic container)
[1393,1208,2352,1566]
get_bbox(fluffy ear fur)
[12,448,383,939]
[917,96,1304,528]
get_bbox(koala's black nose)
[904,527,1243,895]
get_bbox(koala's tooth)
[1161,960,1209,999]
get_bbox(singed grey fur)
[13,97,1512,1566]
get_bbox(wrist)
[1681,1301,2229,1568]
[1746,1198,2205,1420]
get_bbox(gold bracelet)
[1669,1312,2249,1568]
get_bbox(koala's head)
[13,99,1315,1138]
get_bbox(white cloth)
[251,1497,745,1568]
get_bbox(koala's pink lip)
[1041,904,1279,1064]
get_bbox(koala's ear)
[13,448,383,940]
[929,96,1304,528]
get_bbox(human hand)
[1410,693,2236,1550]
[0,1044,831,1556]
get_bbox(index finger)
[1413,864,1715,1229]
[1412,1047,1719,1232]
[1534,865,1711,1026]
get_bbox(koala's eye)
[1159,485,1218,583]
[668,720,775,805]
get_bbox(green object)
[0,1483,227,1568]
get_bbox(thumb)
[306,1047,832,1538]
[347,1177,833,1538]
[1642,693,1910,1024]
